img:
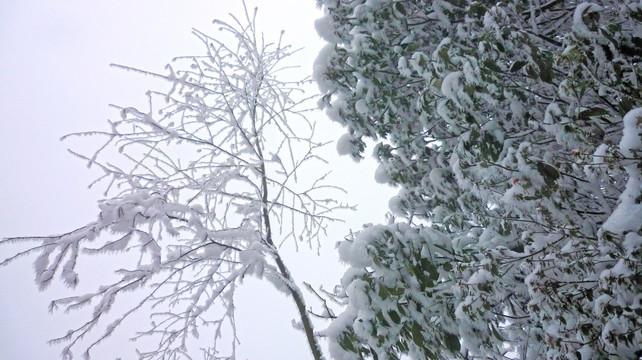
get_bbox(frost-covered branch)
[2,3,347,359]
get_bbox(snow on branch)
[2,3,346,359]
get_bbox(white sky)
[0,1,396,359]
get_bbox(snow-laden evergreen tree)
[315,0,641,359]
[1,5,343,360]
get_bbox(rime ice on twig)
[2,2,349,359]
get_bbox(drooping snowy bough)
[1,5,346,360]
[315,0,641,359]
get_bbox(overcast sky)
[0,1,396,359]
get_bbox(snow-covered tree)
[1,5,344,360]
[315,0,641,359]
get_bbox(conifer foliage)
[315,0,641,359]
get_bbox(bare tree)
[1,4,345,360]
